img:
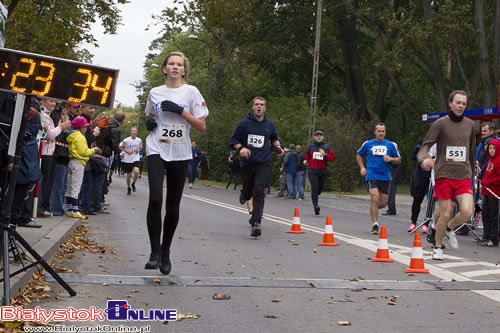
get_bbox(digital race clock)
[0,48,119,109]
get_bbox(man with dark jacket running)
[230,97,284,237]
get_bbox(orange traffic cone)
[317,216,339,246]
[287,208,306,234]
[371,226,394,262]
[405,233,429,273]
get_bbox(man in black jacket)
[230,97,284,237]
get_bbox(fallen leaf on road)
[159,292,165,295]
[102,283,110,286]
[176,313,201,321]
[325,301,336,304]
[271,299,281,302]
[130,290,139,293]
[153,279,161,284]
[367,296,378,300]
[337,321,351,326]
[264,314,279,319]
[213,293,231,300]
[351,289,362,292]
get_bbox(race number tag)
[446,146,466,162]
[159,124,186,144]
[312,151,324,160]
[372,145,387,156]
[248,134,264,148]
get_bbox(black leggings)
[146,154,188,255]
[308,169,327,207]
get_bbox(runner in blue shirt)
[356,123,401,234]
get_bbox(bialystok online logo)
[0,300,177,324]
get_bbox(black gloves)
[161,100,184,115]
[145,116,157,131]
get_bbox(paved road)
[33,177,500,332]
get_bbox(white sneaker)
[432,247,444,260]
[446,230,459,250]
[71,211,88,220]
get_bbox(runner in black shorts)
[357,123,401,234]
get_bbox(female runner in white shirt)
[143,51,208,274]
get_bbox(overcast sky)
[85,0,174,107]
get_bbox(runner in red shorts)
[418,90,475,260]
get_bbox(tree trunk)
[475,0,496,107]
[423,0,447,113]
[333,1,370,120]
[494,0,500,83]
[373,70,390,122]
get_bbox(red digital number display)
[0,48,119,109]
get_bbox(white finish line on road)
[183,193,500,303]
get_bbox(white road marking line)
[434,262,480,268]
[462,269,500,278]
[471,290,500,302]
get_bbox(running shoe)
[432,247,444,260]
[127,188,131,195]
[250,223,261,237]
[239,191,246,205]
[38,211,52,218]
[314,206,320,215]
[477,239,490,247]
[371,224,379,235]
[407,224,416,232]
[422,225,429,234]
[131,183,136,192]
[445,230,459,250]
[70,211,88,220]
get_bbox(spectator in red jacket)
[478,139,500,247]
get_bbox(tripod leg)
[2,228,11,305]
[11,229,76,297]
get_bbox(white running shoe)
[432,247,444,260]
[71,211,88,220]
[446,230,459,250]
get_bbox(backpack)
[91,113,110,129]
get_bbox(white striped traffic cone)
[287,208,306,234]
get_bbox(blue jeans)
[187,162,197,184]
[286,173,297,198]
[50,163,67,216]
[79,169,93,212]
[295,170,305,200]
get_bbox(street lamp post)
[188,34,213,153]
[130,82,142,129]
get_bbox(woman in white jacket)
[39,98,71,216]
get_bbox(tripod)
[410,183,435,235]
[0,94,76,306]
